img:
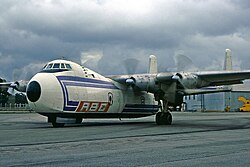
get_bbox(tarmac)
[1,111,250,167]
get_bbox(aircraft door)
[108,90,123,113]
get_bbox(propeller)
[0,77,6,83]
[111,55,159,92]
[122,58,140,87]
[123,58,139,75]
[174,53,198,72]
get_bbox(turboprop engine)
[172,72,202,89]
[125,74,160,93]
[11,80,28,92]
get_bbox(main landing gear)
[155,100,172,125]
[52,121,65,128]
[49,116,65,128]
[49,116,82,127]
[156,112,172,125]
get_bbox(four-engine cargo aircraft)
[26,55,250,127]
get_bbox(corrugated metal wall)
[184,89,250,111]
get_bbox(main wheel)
[76,118,82,124]
[155,112,172,125]
[156,112,164,125]
[52,121,65,128]
[163,112,172,125]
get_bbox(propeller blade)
[123,58,139,75]
[174,53,197,72]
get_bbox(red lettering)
[76,101,110,112]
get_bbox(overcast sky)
[1,0,250,81]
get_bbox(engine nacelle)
[11,80,28,92]
[174,72,201,89]
[126,74,159,93]
[0,78,6,83]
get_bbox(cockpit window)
[53,63,60,69]
[43,64,47,69]
[65,64,72,69]
[60,63,65,69]
[41,62,72,73]
[47,63,53,69]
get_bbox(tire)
[52,121,65,128]
[164,112,172,125]
[156,112,163,125]
[51,117,65,127]
[76,118,82,124]
[155,112,172,125]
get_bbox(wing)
[155,70,250,95]
[0,80,28,93]
[0,82,11,91]
[195,71,250,86]
[157,70,250,87]
[109,70,250,95]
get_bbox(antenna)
[224,49,232,71]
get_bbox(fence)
[0,103,32,111]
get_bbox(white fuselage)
[26,60,159,119]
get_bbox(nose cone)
[26,73,64,112]
[27,81,41,102]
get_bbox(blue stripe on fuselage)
[56,75,118,111]
[57,76,115,85]
[63,81,118,89]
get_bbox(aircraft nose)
[26,81,41,102]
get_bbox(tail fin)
[223,49,232,71]
[148,55,158,74]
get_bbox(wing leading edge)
[109,70,250,96]
[196,71,250,86]
[156,70,250,87]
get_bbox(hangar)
[184,84,250,112]
[184,49,250,112]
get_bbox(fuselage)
[26,59,159,121]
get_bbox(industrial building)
[184,84,250,112]
[184,49,250,112]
